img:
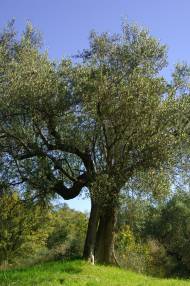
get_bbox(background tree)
[145,191,190,277]
[47,203,88,259]
[0,185,50,265]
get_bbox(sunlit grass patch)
[0,260,190,286]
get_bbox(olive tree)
[0,21,189,264]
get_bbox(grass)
[0,260,190,286]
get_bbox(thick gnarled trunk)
[95,206,117,264]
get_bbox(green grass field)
[0,260,190,286]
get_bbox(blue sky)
[1,0,190,211]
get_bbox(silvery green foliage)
[0,21,189,205]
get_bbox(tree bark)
[95,205,117,264]
[83,200,100,260]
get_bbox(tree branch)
[54,172,88,200]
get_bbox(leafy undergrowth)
[0,260,190,286]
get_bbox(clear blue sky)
[1,0,190,211]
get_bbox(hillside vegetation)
[0,260,190,286]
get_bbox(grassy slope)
[0,260,190,286]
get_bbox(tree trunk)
[95,205,117,264]
[83,200,100,260]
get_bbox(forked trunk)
[83,186,119,264]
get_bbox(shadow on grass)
[62,263,82,274]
